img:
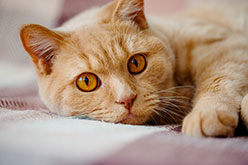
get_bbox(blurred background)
[0,0,240,88]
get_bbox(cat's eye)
[76,73,100,92]
[128,54,147,74]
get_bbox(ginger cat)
[20,0,248,137]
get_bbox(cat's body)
[20,0,248,137]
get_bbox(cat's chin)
[117,114,148,125]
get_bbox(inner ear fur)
[113,0,148,29]
[101,0,148,29]
[20,24,64,75]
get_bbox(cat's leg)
[241,94,248,128]
[182,48,248,137]
[180,29,248,136]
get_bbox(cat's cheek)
[142,56,173,88]
[37,79,62,115]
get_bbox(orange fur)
[20,0,248,137]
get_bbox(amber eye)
[76,73,100,92]
[128,54,147,74]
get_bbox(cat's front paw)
[182,107,238,137]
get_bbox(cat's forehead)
[67,23,149,70]
[71,23,142,51]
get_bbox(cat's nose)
[116,94,137,112]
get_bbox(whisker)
[152,109,172,123]
[144,96,157,103]
[166,85,195,90]
[154,90,181,95]
[154,108,179,123]
[160,102,189,116]
[158,98,187,109]
[160,98,190,106]
[155,107,184,119]
[150,115,159,125]
[163,95,190,99]
[158,102,182,111]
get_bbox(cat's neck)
[148,16,194,87]
[148,16,196,105]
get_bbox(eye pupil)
[76,73,101,92]
[83,76,89,86]
[128,54,147,75]
[132,58,138,67]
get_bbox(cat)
[20,0,248,137]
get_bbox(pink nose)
[116,94,137,112]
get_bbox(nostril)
[115,94,137,111]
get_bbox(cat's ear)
[112,0,148,29]
[20,24,64,75]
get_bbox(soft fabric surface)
[0,108,173,165]
[0,0,248,164]
[100,132,248,165]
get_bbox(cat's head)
[20,0,176,124]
